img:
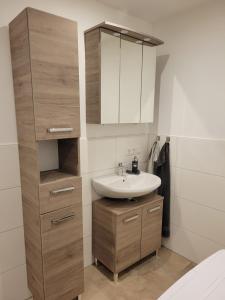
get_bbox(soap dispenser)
[132,156,139,174]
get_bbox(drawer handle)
[47,127,73,133]
[148,206,161,213]
[51,187,75,195]
[51,213,75,225]
[123,214,139,223]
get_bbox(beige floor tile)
[82,247,194,300]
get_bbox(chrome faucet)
[117,162,127,180]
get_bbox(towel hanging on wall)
[147,138,160,174]
[154,141,170,238]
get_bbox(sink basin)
[92,172,161,199]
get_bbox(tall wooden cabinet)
[9,8,83,300]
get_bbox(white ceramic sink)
[92,172,161,199]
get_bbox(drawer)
[39,177,81,214]
[34,103,80,140]
[141,200,163,258]
[41,205,83,300]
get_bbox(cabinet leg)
[77,294,82,300]
[94,257,98,267]
[113,273,118,283]
[156,249,160,257]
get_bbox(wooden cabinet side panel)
[9,8,36,149]
[9,9,43,299]
[93,203,116,272]
[85,29,101,124]
[23,200,45,300]
[58,138,78,175]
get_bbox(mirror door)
[140,44,156,123]
[119,36,142,123]
[101,29,120,124]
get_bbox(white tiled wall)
[163,136,225,263]
[0,145,31,300]
[154,0,225,264]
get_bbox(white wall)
[154,0,225,263]
[0,1,153,299]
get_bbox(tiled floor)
[82,247,195,300]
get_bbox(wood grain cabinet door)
[41,205,84,300]
[115,209,142,273]
[141,200,163,258]
[27,8,80,140]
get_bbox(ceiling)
[96,0,209,22]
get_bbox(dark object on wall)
[154,141,170,238]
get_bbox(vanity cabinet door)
[119,36,142,123]
[141,200,163,258]
[27,8,80,140]
[141,45,156,123]
[115,209,142,272]
[101,30,120,124]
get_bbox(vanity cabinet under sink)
[85,22,163,124]
[93,193,163,281]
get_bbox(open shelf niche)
[38,138,79,184]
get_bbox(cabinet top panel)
[94,193,163,216]
[85,21,164,47]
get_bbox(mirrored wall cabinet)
[85,22,163,124]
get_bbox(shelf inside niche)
[40,169,77,184]
[38,138,79,184]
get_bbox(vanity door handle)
[123,214,139,223]
[51,213,75,225]
[51,187,75,195]
[148,206,161,213]
[47,127,73,133]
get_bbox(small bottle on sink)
[132,156,139,174]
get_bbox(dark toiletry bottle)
[132,156,138,174]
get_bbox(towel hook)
[166,136,170,143]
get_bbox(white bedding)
[158,250,225,300]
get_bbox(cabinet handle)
[148,206,161,213]
[47,127,73,133]
[123,214,139,223]
[51,187,75,195]
[51,213,75,225]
